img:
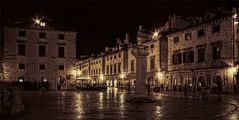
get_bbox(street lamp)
[152,31,160,39]
[33,17,46,27]
[99,74,104,85]
[156,71,164,83]
[120,72,126,88]
[228,66,238,84]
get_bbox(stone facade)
[89,56,104,84]
[76,7,239,93]
[167,8,239,93]
[2,27,76,90]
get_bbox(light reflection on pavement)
[16,88,239,120]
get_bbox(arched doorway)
[213,76,222,93]
[173,78,181,91]
[39,76,49,90]
[57,76,66,90]
[184,77,192,86]
[197,76,206,90]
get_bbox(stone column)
[132,45,149,98]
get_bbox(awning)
[76,76,91,80]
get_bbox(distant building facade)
[2,26,76,90]
[77,7,239,93]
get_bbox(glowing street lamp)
[120,73,126,79]
[33,17,46,27]
[99,74,104,85]
[156,71,164,85]
[34,18,41,24]
[228,66,238,84]
[228,66,237,75]
[152,31,159,39]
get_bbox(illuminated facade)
[89,56,104,85]
[2,27,76,90]
[77,7,238,93]
[167,7,239,92]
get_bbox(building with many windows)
[167,7,239,93]
[2,24,76,90]
[77,7,238,93]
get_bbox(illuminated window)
[185,33,191,40]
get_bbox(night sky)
[1,0,238,58]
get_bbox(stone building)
[2,25,76,90]
[76,58,91,85]
[104,37,129,87]
[89,56,104,85]
[167,7,239,93]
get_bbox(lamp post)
[99,74,104,86]
[120,72,126,89]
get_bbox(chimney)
[124,33,129,44]
[105,47,110,52]
[139,25,143,31]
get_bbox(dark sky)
[1,0,238,58]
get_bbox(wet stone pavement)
[7,88,239,120]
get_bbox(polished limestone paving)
[9,88,239,120]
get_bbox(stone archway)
[56,75,66,90]
[197,76,207,88]
[184,77,192,86]
[173,77,181,91]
